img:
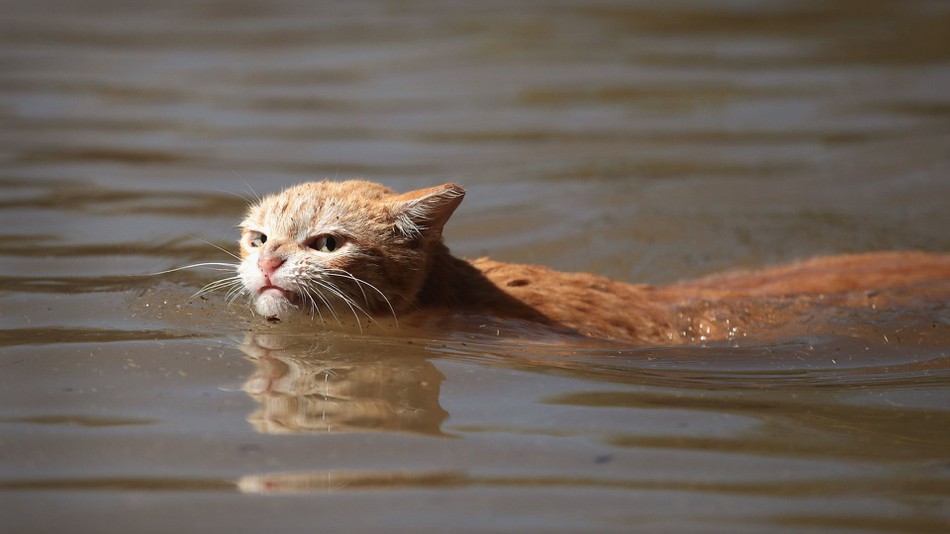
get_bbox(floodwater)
[2,0,950,532]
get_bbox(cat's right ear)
[392,183,465,239]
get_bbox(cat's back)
[665,250,950,300]
[467,251,950,344]
[470,258,677,343]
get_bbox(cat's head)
[238,180,464,322]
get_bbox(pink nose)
[258,255,285,278]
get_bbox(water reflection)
[239,333,448,436]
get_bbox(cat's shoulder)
[467,257,658,315]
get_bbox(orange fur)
[237,180,950,344]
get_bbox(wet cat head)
[238,180,464,322]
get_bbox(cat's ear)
[392,183,465,239]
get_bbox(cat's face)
[238,180,463,323]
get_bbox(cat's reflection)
[239,332,448,436]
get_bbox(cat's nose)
[258,255,285,278]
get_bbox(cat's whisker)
[144,262,240,276]
[302,289,327,325]
[313,280,371,333]
[196,276,243,291]
[311,279,364,330]
[225,168,257,200]
[225,283,248,306]
[192,281,232,299]
[140,249,246,306]
[192,276,244,300]
[197,274,242,287]
[302,285,342,327]
[325,270,399,328]
[220,174,262,206]
[185,235,243,262]
[293,270,373,332]
[325,269,369,307]
[308,297,321,324]
[244,181,262,205]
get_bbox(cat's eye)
[309,234,343,253]
[248,231,267,248]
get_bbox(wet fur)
[233,180,950,344]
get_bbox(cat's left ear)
[392,183,465,239]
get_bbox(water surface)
[2,1,950,532]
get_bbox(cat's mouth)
[259,285,297,301]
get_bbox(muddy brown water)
[2,1,950,532]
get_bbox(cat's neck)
[414,242,489,308]
[414,243,553,324]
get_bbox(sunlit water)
[2,1,950,532]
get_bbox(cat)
[233,180,950,345]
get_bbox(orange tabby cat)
[237,180,950,344]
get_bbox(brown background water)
[2,1,950,532]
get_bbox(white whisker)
[135,236,250,310]
[302,288,327,325]
[192,277,243,299]
[142,262,240,276]
[196,277,242,291]
[227,170,262,205]
[313,279,369,333]
[225,284,246,305]
[184,235,243,262]
[326,269,369,306]
[325,269,399,328]
[303,284,342,327]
